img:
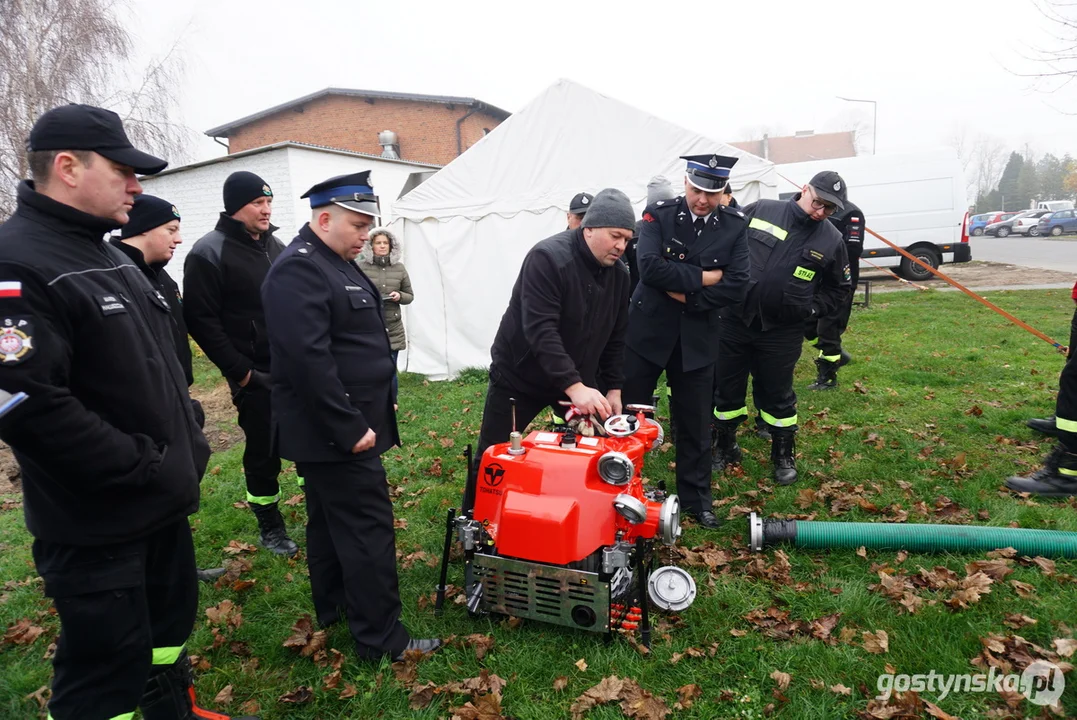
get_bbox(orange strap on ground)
[775,172,1066,353]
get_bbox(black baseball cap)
[28,104,168,175]
[569,192,594,215]
[807,171,847,212]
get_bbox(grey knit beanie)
[580,188,635,231]
[646,176,676,206]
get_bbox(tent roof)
[394,79,775,221]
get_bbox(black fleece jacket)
[183,213,285,382]
[0,182,209,545]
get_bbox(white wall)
[139,146,435,287]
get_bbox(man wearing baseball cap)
[183,170,298,557]
[0,105,257,718]
[711,171,850,487]
[566,191,594,230]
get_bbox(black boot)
[250,502,299,556]
[838,348,852,367]
[771,432,798,486]
[1005,445,1077,497]
[808,357,840,391]
[710,423,742,472]
[1026,416,1061,436]
[196,568,227,583]
[754,416,772,441]
[141,650,260,720]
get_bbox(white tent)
[393,79,777,380]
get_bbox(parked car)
[983,212,1023,237]
[969,213,998,236]
[1011,209,1052,236]
[1037,209,1077,237]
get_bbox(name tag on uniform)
[344,285,363,291]
[793,266,816,281]
[96,294,127,315]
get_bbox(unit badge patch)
[843,264,851,281]
[0,317,34,364]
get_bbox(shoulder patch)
[642,212,656,223]
[0,317,35,365]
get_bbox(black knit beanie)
[121,194,180,239]
[223,171,272,215]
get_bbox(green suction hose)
[748,513,1077,558]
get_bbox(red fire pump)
[435,403,696,646]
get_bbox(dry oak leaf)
[3,618,45,645]
[281,615,326,658]
[213,685,234,706]
[862,629,890,654]
[674,684,702,710]
[570,675,624,719]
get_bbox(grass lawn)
[2,288,1076,719]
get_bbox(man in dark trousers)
[262,171,440,661]
[805,200,865,390]
[477,188,635,455]
[112,194,227,584]
[0,104,255,720]
[622,154,751,529]
[712,172,850,486]
[184,171,298,556]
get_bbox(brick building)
[205,88,510,166]
[731,131,857,164]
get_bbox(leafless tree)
[948,126,1007,206]
[0,0,191,217]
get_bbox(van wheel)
[971,228,984,236]
[997,226,1010,238]
[1052,226,1064,237]
[900,248,940,281]
[1029,226,1041,237]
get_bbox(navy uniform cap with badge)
[262,171,441,661]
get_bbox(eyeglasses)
[807,187,838,216]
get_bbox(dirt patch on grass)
[0,381,240,496]
[864,260,1074,291]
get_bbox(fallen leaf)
[570,676,624,719]
[223,540,258,555]
[575,658,588,672]
[323,670,342,690]
[674,683,702,710]
[408,681,437,709]
[214,685,234,705]
[924,700,961,720]
[553,676,569,691]
[769,670,791,691]
[462,633,496,660]
[1054,638,1077,657]
[618,678,671,719]
[339,683,358,699]
[1010,580,1036,598]
[829,684,852,695]
[278,686,313,704]
[3,618,44,645]
[238,700,260,715]
[281,615,326,658]
[863,629,889,654]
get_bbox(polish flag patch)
[642,213,656,223]
[0,282,21,298]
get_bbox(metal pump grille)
[472,553,610,632]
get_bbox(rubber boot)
[250,502,299,556]
[771,432,799,486]
[140,651,260,720]
[710,423,743,472]
[808,357,840,391]
[1026,416,1061,437]
[1005,445,1077,497]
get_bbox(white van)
[776,150,970,281]
[1038,200,1074,212]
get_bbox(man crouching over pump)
[476,188,635,454]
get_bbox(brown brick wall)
[224,95,504,166]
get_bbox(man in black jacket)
[805,200,866,390]
[262,171,441,661]
[0,104,256,720]
[477,188,634,455]
[622,154,751,529]
[712,171,850,486]
[112,194,230,583]
[184,171,297,556]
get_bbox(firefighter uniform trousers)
[714,316,803,431]
[1055,342,1077,458]
[296,457,410,659]
[623,344,714,516]
[805,207,864,362]
[33,521,197,720]
[228,379,284,505]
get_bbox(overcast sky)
[130,0,1075,164]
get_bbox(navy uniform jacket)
[733,197,850,330]
[829,200,865,260]
[625,196,751,372]
[261,224,400,463]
